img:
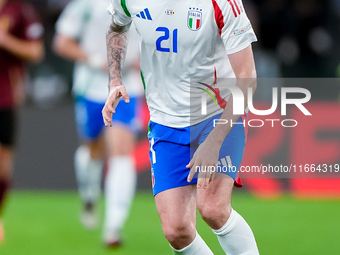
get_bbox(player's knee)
[162,223,193,248]
[198,202,231,227]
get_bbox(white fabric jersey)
[56,0,143,102]
[111,0,257,127]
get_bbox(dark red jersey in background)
[0,0,43,109]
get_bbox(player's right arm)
[0,29,43,62]
[0,3,43,62]
[53,34,88,63]
[102,1,132,127]
[53,0,102,68]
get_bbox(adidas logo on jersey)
[136,8,152,20]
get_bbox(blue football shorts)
[74,96,140,141]
[148,113,247,196]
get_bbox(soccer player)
[53,0,143,247]
[0,0,44,244]
[103,0,259,254]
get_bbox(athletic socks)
[103,156,137,236]
[74,145,103,205]
[171,232,214,255]
[212,209,259,255]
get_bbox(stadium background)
[1,0,340,254]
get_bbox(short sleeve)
[213,0,257,55]
[21,3,44,40]
[55,0,90,39]
[110,0,132,26]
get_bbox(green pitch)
[0,190,339,255]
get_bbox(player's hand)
[186,138,220,189]
[102,84,129,127]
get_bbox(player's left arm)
[187,0,256,188]
[187,45,256,188]
[207,44,256,144]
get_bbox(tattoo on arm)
[106,20,130,87]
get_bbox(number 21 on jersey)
[156,27,178,53]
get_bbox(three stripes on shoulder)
[136,8,152,20]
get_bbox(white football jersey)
[111,0,257,127]
[56,0,143,102]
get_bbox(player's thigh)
[155,185,197,233]
[104,125,135,156]
[197,173,234,206]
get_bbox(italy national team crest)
[187,8,202,31]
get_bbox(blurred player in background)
[103,0,259,254]
[0,0,44,244]
[53,0,143,247]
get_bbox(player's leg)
[149,121,213,254]
[0,108,16,243]
[74,97,105,229]
[156,186,214,255]
[74,139,104,228]
[155,185,210,254]
[0,146,12,215]
[196,114,259,254]
[197,175,258,254]
[154,172,214,255]
[102,124,136,246]
[102,97,139,246]
[0,145,12,244]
